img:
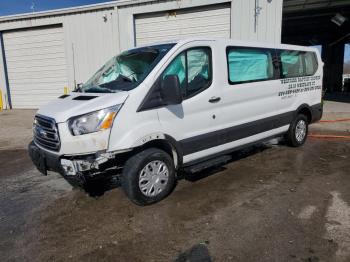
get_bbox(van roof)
[136,38,320,54]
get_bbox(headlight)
[68,105,121,136]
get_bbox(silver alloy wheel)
[138,160,169,197]
[295,119,307,143]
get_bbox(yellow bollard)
[64,86,69,95]
[0,89,3,111]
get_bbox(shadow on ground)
[175,244,212,262]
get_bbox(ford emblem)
[38,127,48,138]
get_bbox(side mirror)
[74,83,83,91]
[160,75,183,105]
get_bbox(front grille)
[33,115,61,152]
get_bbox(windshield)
[79,44,175,93]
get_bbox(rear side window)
[280,50,318,78]
[304,52,318,76]
[227,47,274,84]
[280,51,304,78]
[161,47,212,99]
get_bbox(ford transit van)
[29,38,323,205]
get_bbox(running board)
[183,155,232,174]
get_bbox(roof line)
[0,1,118,22]
[0,0,160,22]
[0,0,176,23]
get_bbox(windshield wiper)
[85,86,116,93]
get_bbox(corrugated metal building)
[0,0,283,109]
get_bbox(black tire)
[285,114,309,147]
[121,148,176,206]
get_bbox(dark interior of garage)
[283,0,350,95]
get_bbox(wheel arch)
[129,135,183,169]
[295,104,312,123]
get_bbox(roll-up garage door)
[135,4,231,46]
[3,26,68,109]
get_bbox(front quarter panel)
[107,108,162,152]
[107,86,162,152]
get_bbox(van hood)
[37,91,129,123]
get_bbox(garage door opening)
[3,25,68,109]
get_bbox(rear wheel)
[121,148,176,206]
[285,114,309,147]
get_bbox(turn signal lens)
[100,112,117,129]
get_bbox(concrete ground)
[0,101,349,262]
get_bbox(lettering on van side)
[279,76,321,99]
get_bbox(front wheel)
[285,114,309,147]
[121,148,176,206]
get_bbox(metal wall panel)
[0,8,119,88]
[0,0,284,109]
[135,4,231,46]
[231,0,283,43]
[3,26,68,108]
[62,10,119,89]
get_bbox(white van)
[29,38,323,205]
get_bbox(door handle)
[209,97,221,103]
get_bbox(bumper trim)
[28,141,62,175]
[28,141,119,182]
[311,103,323,123]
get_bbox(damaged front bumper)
[60,152,115,177]
[28,141,122,184]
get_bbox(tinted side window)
[280,50,318,78]
[280,50,304,78]
[304,52,318,76]
[161,47,212,99]
[227,47,274,84]
[162,52,187,97]
[187,48,211,97]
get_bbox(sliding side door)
[216,46,291,151]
